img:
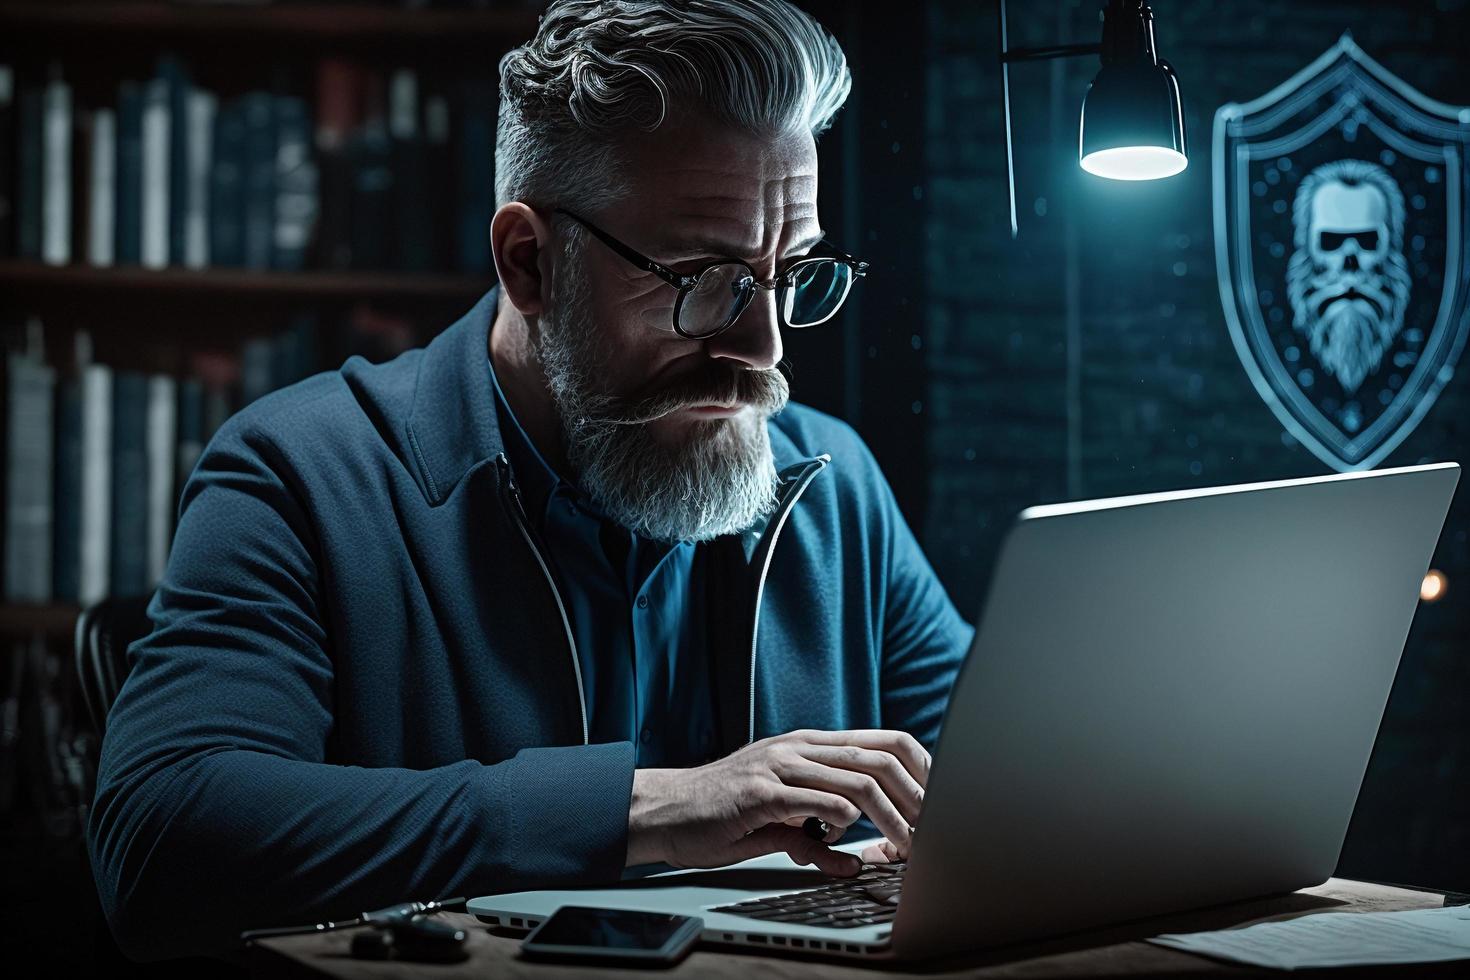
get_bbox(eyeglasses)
[554,207,869,340]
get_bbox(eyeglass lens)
[675,259,855,337]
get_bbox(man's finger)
[781,761,912,855]
[860,839,904,864]
[757,786,862,832]
[795,729,931,787]
[737,825,862,877]
[798,744,924,827]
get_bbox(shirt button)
[640,727,653,744]
[636,595,650,609]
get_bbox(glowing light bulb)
[1079,146,1188,181]
[1420,569,1447,603]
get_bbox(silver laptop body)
[468,462,1459,960]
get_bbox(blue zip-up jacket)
[87,287,974,962]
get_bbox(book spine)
[240,336,273,405]
[349,72,392,270]
[52,373,82,601]
[390,69,432,272]
[4,354,55,603]
[184,90,215,269]
[78,364,112,606]
[17,86,42,260]
[144,374,177,586]
[42,75,71,266]
[140,78,171,269]
[456,78,494,275]
[312,57,360,270]
[209,98,245,267]
[109,372,149,598]
[159,55,191,267]
[272,94,318,271]
[0,66,14,258]
[424,91,452,271]
[241,91,275,270]
[175,377,204,505]
[114,81,143,266]
[88,108,116,267]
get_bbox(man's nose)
[1343,251,1360,272]
[704,287,783,371]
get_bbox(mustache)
[600,364,790,426]
[1305,272,1390,320]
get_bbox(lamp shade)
[1079,59,1187,180]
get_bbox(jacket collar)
[405,285,824,511]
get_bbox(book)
[140,77,171,269]
[348,72,392,270]
[390,68,433,272]
[210,97,246,267]
[110,371,149,598]
[41,72,71,266]
[4,346,55,603]
[273,94,318,271]
[241,90,275,269]
[313,58,360,270]
[144,374,177,586]
[87,108,116,267]
[456,77,495,274]
[78,362,112,606]
[183,90,216,269]
[175,377,203,505]
[114,81,143,266]
[71,106,92,271]
[424,90,453,271]
[157,55,192,267]
[240,336,273,405]
[16,85,42,261]
[53,366,82,601]
[0,66,14,258]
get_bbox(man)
[88,0,973,962]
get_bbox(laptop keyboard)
[709,862,906,929]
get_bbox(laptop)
[468,462,1459,959]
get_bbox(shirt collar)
[486,354,585,527]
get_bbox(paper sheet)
[1150,906,1470,970]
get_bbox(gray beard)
[531,241,786,543]
[1285,252,1412,396]
[1306,297,1393,395]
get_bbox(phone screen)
[527,907,696,951]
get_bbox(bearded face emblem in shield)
[1214,33,1470,472]
[1285,160,1412,395]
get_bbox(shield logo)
[1214,32,1470,471]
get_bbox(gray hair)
[495,0,852,212]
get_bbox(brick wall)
[920,0,1470,888]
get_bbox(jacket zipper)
[745,454,831,744]
[495,453,589,746]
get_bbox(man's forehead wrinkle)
[660,213,823,260]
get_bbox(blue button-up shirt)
[489,359,716,767]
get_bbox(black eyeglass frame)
[554,207,869,340]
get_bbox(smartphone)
[520,906,703,967]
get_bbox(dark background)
[0,0,1467,973]
[791,0,1470,894]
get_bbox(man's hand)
[625,729,928,877]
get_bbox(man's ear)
[490,202,554,317]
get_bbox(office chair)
[73,596,153,738]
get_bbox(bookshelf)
[0,260,492,304]
[0,3,531,634]
[0,2,542,47]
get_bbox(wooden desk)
[249,877,1462,978]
